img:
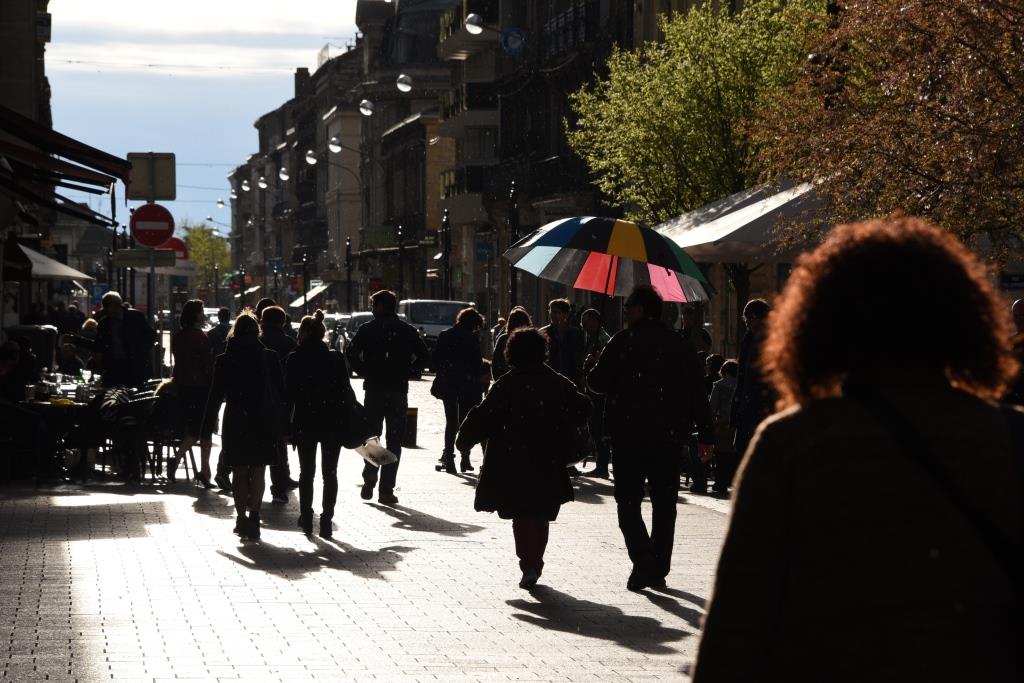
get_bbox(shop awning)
[19,244,94,281]
[289,282,330,308]
[244,285,261,294]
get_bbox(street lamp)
[329,136,343,154]
[359,99,374,116]
[397,224,404,300]
[301,252,310,316]
[278,167,290,181]
[345,236,353,312]
[305,150,318,166]
[241,180,251,192]
[396,74,413,93]
[509,180,519,307]
[216,198,225,209]
[441,208,451,301]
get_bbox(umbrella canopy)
[654,181,820,263]
[504,217,710,303]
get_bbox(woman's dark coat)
[431,324,483,399]
[285,340,353,443]
[201,335,286,466]
[456,364,590,520]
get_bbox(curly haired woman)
[693,217,1023,682]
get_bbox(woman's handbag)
[340,395,374,449]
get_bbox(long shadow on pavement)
[367,502,484,537]
[507,585,689,654]
[217,538,415,580]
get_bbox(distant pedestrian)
[491,307,532,380]
[680,305,712,356]
[207,307,232,358]
[431,307,485,473]
[720,299,774,494]
[708,360,738,496]
[703,354,725,398]
[588,285,713,591]
[456,327,590,589]
[580,308,612,478]
[259,305,299,503]
[64,303,85,334]
[201,312,287,541]
[540,298,585,385]
[346,290,430,506]
[286,310,354,538]
[168,300,214,487]
[693,216,1023,682]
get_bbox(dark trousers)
[588,398,611,471]
[442,390,479,457]
[269,442,292,494]
[713,450,740,493]
[297,439,342,520]
[687,442,708,491]
[612,440,681,579]
[512,517,550,573]
[362,390,407,493]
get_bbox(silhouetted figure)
[693,217,1024,682]
[457,327,590,589]
[432,307,485,473]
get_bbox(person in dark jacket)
[346,290,430,505]
[258,305,299,503]
[719,299,775,496]
[168,299,215,486]
[68,291,156,387]
[457,327,591,589]
[539,298,585,385]
[432,307,485,473]
[580,308,612,478]
[693,217,1023,683]
[491,306,531,380]
[286,310,354,538]
[207,307,232,358]
[201,312,286,541]
[588,284,713,591]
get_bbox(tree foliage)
[755,0,1024,258]
[181,221,231,296]
[566,0,824,226]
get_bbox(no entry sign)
[130,203,174,247]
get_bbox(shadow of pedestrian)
[643,591,704,629]
[571,477,614,505]
[506,585,688,654]
[217,539,414,580]
[368,502,484,538]
[650,585,707,609]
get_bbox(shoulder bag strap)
[850,392,1022,587]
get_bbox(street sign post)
[126,152,176,201]
[113,248,176,268]
[130,203,174,248]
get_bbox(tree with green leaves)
[567,0,824,226]
[181,221,231,301]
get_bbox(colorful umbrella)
[504,216,711,303]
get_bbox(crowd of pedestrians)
[3,214,1022,680]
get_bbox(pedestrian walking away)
[431,307,485,473]
[346,289,430,506]
[588,284,713,592]
[539,298,585,385]
[258,304,300,503]
[286,310,356,539]
[491,306,532,381]
[457,327,591,589]
[201,312,288,542]
[168,299,215,487]
[693,217,1024,682]
[579,308,612,478]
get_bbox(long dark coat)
[285,341,353,442]
[730,331,776,452]
[456,364,590,520]
[201,335,286,466]
[432,324,483,399]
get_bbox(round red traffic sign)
[129,203,174,248]
[163,237,189,261]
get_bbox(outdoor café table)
[18,394,91,482]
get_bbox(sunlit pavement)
[0,378,730,682]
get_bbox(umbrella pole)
[600,256,615,319]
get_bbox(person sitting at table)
[57,343,85,377]
[66,291,156,388]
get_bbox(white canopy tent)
[654,182,821,263]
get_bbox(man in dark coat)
[68,291,155,388]
[346,290,430,505]
[588,285,713,591]
[721,298,776,495]
[539,298,585,386]
[258,305,299,502]
[431,307,484,472]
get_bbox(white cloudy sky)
[47,0,359,226]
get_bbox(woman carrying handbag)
[285,310,356,539]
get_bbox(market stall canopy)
[289,283,330,308]
[654,182,821,263]
[19,243,94,281]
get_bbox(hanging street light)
[278,167,290,181]
[396,74,413,92]
[257,175,268,189]
[465,13,485,35]
[329,136,343,154]
[241,180,251,192]
[216,198,225,208]
[305,150,318,165]
[359,99,375,116]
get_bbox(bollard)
[403,406,418,448]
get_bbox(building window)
[464,127,497,163]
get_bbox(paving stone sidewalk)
[0,379,730,682]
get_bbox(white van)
[398,299,475,352]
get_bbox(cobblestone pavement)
[0,378,731,682]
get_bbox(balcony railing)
[440,82,499,121]
[441,165,490,199]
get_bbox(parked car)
[397,299,475,355]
